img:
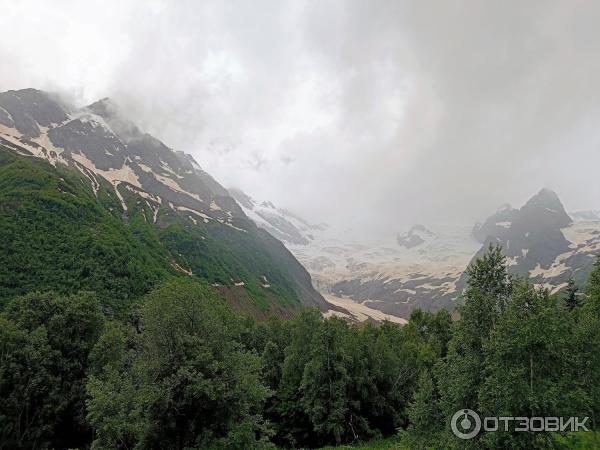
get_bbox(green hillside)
[0,146,312,315]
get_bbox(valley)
[232,187,600,321]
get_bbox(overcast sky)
[1,0,600,233]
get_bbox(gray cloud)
[1,0,600,234]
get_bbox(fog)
[1,0,600,234]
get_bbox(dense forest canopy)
[1,245,599,449]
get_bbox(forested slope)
[0,145,322,316]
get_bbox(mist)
[1,0,600,234]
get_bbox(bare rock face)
[0,89,242,223]
[463,188,598,294]
[397,224,435,249]
[472,203,519,243]
[474,188,573,270]
[0,89,70,138]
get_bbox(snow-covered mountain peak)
[523,188,568,214]
[0,88,243,229]
[229,188,325,245]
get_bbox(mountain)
[397,224,435,249]
[229,187,327,245]
[467,188,600,289]
[0,88,328,316]
[236,187,600,322]
[327,189,599,319]
[228,189,479,320]
[472,203,519,243]
[473,188,572,269]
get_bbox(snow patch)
[176,206,212,223]
[72,152,142,188]
[324,294,407,324]
[138,163,204,203]
[171,261,192,275]
[72,111,115,134]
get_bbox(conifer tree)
[564,275,581,310]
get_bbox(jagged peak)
[260,200,276,209]
[86,97,116,118]
[397,224,435,249]
[517,187,573,229]
[523,188,565,211]
[82,97,144,143]
[533,187,560,201]
[570,209,600,222]
[0,88,71,137]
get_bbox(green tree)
[406,370,442,449]
[564,275,581,310]
[575,257,600,441]
[344,322,405,440]
[401,310,452,447]
[271,308,323,447]
[437,246,511,428]
[0,292,104,449]
[478,281,582,449]
[301,317,351,446]
[87,279,271,450]
[405,308,453,358]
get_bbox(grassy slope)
[0,146,306,315]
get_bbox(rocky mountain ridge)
[468,188,599,291]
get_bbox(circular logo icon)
[451,409,481,440]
